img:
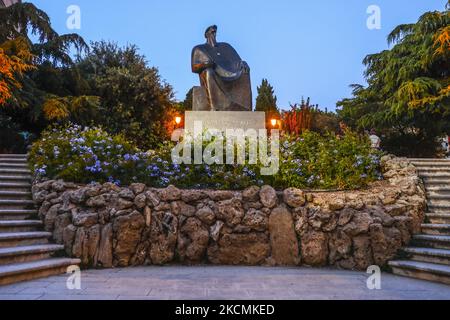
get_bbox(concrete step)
[0,191,31,200]
[0,258,81,286]
[0,220,42,233]
[421,224,450,236]
[0,209,38,220]
[401,247,450,266]
[0,232,51,248]
[0,244,64,265]
[0,199,34,210]
[427,213,450,224]
[0,168,31,177]
[389,260,450,285]
[412,234,450,250]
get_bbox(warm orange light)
[175,116,182,125]
[271,119,277,127]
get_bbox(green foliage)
[269,131,382,190]
[337,3,450,157]
[76,41,175,149]
[30,124,381,190]
[255,79,279,118]
[0,2,94,141]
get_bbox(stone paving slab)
[0,266,449,300]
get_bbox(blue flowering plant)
[30,124,382,190]
[272,130,383,189]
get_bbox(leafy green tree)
[338,2,450,157]
[77,41,175,149]
[255,79,279,119]
[0,2,96,136]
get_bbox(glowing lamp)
[175,116,182,125]
[271,119,277,128]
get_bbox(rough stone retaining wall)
[32,156,427,270]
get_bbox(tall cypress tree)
[255,79,279,119]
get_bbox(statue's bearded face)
[205,27,217,40]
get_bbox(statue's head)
[204,25,217,39]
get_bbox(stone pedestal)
[185,111,266,133]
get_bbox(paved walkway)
[0,266,449,300]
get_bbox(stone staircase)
[389,158,450,285]
[0,154,80,286]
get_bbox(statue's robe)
[191,42,252,111]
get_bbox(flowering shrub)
[270,131,382,189]
[30,124,382,190]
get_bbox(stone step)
[0,244,64,265]
[428,194,450,200]
[421,224,450,236]
[0,175,31,184]
[420,173,450,179]
[418,168,450,174]
[0,209,38,220]
[426,188,450,197]
[412,234,450,250]
[428,204,450,213]
[0,191,31,200]
[0,199,35,210]
[0,258,81,286]
[0,220,42,233]
[427,201,450,209]
[423,178,450,187]
[0,154,27,160]
[413,162,450,167]
[0,168,31,177]
[427,213,450,224]
[389,260,450,285]
[410,158,450,163]
[0,182,31,193]
[0,159,27,165]
[0,232,51,248]
[401,247,450,266]
[0,163,29,170]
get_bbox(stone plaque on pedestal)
[185,111,266,133]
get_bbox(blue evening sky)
[31,0,447,111]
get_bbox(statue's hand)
[204,61,215,68]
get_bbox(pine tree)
[255,79,279,119]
